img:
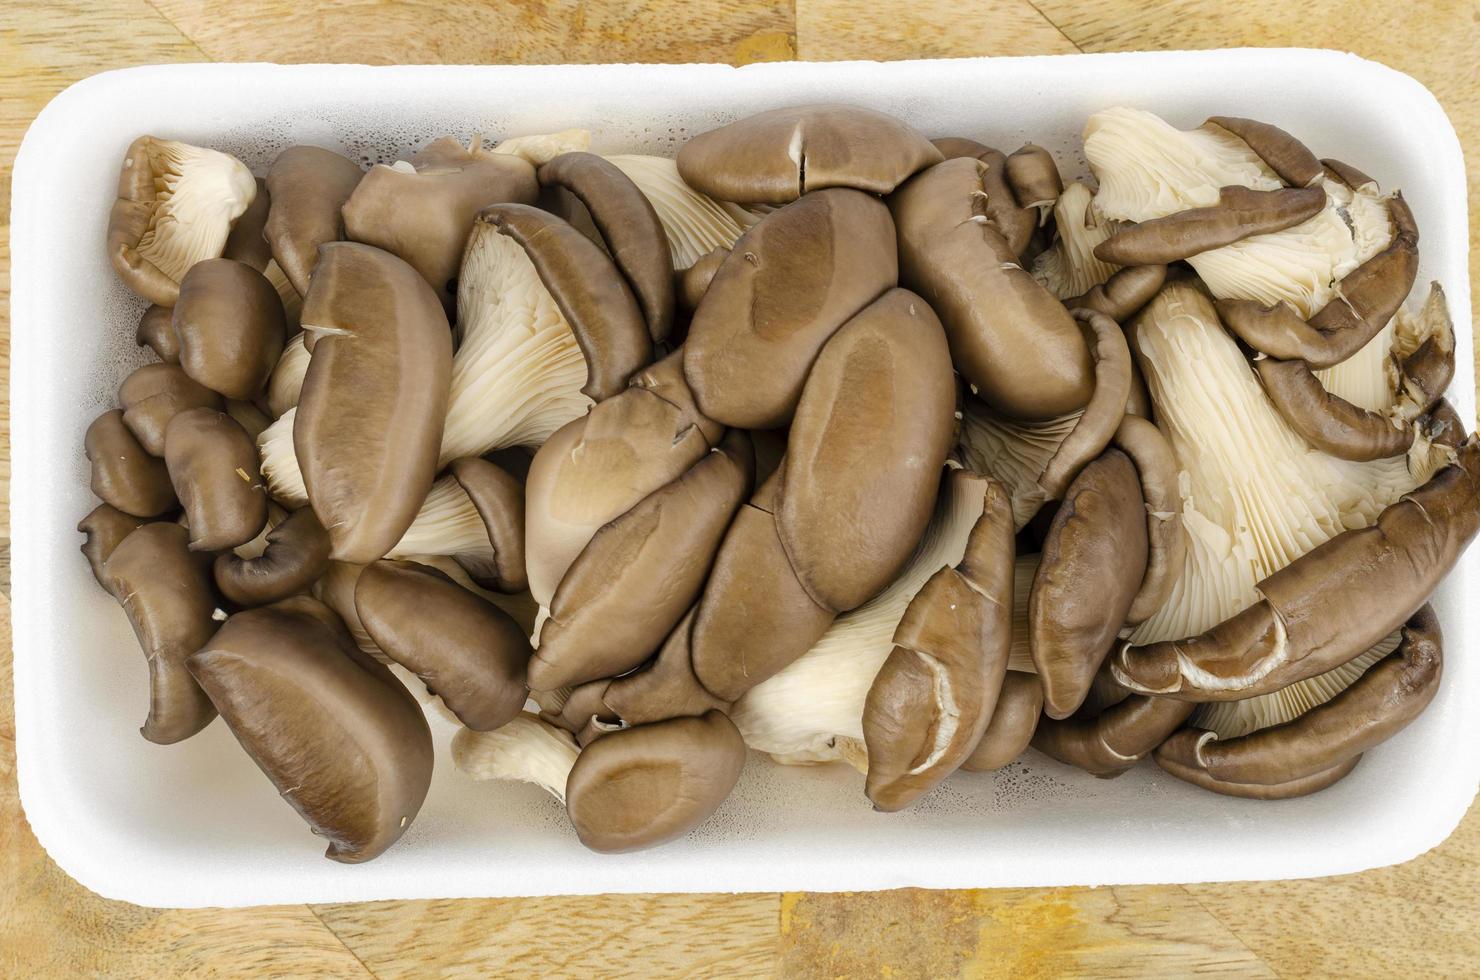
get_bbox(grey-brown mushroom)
[222,177,274,272]
[447,457,527,593]
[677,103,942,205]
[78,504,147,593]
[265,145,364,296]
[1005,144,1064,219]
[172,258,287,399]
[213,506,331,607]
[676,246,728,315]
[103,522,219,743]
[602,607,731,727]
[960,671,1044,773]
[164,407,268,552]
[85,409,177,517]
[186,595,433,863]
[118,362,223,456]
[1254,356,1416,461]
[355,559,529,731]
[1031,692,1194,777]
[1094,185,1326,266]
[1204,115,1325,188]
[928,139,1037,257]
[1066,264,1169,325]
[1110,415,1185,625]
[294,242,452,563]
[136,304,181,363]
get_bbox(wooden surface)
[4,1,1479,976]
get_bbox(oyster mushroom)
[355,559,529,731]
[85,409,177,518]
[341,135,538,308]
[266,333,310,419]
[118,362,223,456]
[294,242,452,563]
[1031,692,1194,777]
[491,128,591,165]
[960,671,1044,773]
[601,607,731,727]
[453,712,580,802]
[220,177,273,272]
[604,154,758,269]
[164,407,268,552]
[135,304,181,363]
[264,145,364,295]
[1095,185,1327,266]
[677,246,727,314]
[213,506,331,607]
[102,522,219,743]
[1031,182,1122,301]
[683,187,897,429]
[1005,144,1063,221]
[927,138,1037,256]
[78,504,147,593]
[107,136,256,306]
[677,103,942,205]
[186,596,433,863]
[172,258,287,399]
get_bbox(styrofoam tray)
[11,50,1473,908]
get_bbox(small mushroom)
[78,504,147,594]
[683,188,898,429]
[186,596,433,863]
[172,258,287,399]
[341,136,538,307]
[355,559,529,731]
[960,671,1044,773]
[1067,264,1168,325]
[213,506,331,607]
[676,246,728,315]
[565,710,747,853]
[927,139,1037,257]
[1156,605,1441,798]
[602,607,731,726]
[103,522,219,743]
[447,457,527,592]
[107,136,257,305]
[264,145,364,296]
[1031,693,1194,778]
[222,177,274,271]
[135,304,181,363]
[1389,281,1456,421]
[1095,184,1326,265]
[862,477,1014,810]
[85,409,177,517]
[164,407,268,552]
[295,242,452,563]
[777,288,956,612]
[118,362,223,456]
[1005,144,1064,221]
[677,103,942,205]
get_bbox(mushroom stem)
[453,713,580,804]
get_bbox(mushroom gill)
[604,154,759,269]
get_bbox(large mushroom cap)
[172,258,287,399]
[564,710,746,852]
[677,103,942,206]
[164,407,269,552]
[683,188,898,429]
[265,145,364,296]
[85,409,177,518]
[213,506,331,607]
[187,596,434,863]
[119,362,223,457]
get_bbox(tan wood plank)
[795,0,1078,60]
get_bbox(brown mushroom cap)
[222,177,274,271]
[103,522,219,743]
[544,680,622,748]
[602,607,731,726]
[445,457,527,593]
[1036,309,1133,500]
[891,156,1093,420]
[1005,144,1064,215]
[960,671,1044,772]
[1254,356,1414,461]
[565,709,746,853]
[78,504,148,594]
[187,595,433,863]
[476,203,653,400]
[342,139,537,307]
[683,188,897,429]
[85,409,177,518]
[213,506,331,607]
[172,258,287,399]
[529,429,753,692]
[676,103,942,206]
[777,287,955,612]
[1094,184,1326,266]
[930,136,992,160]
[1067,263,1168,325]
[1426,399,1468,449]
[1205,116,1324,188]
[355,559,529,732]
[136,304,181,363]
[1030,448,1149,720]
[1113,440,1480,700]
[1111,415,1185,625]
[265,146,364,296]
[294,242,452,563]
[863,477,1015,811]
[1394,283,1456,419]
[118,362,224,456]
[164,407,268,552]
[538,152,675,344]
[1154,605,1440,798]
[1031,693,1194,777]
[676,246,729,315]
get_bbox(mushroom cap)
[294,242,453,564]
[777,288,955,612]
[1111,415,1186,625]
[85,409,177,518]
[1005,144,1064,213]
[164,407,268,552]
[1204,116,1324,189]
[103,522,219,743]
[135,304,181,363]
[1035,308,1133,500]
[603,154,759,269]
[355,559,530,732]
[78,504,147,594]
[1254,356,1415,461]
[684,188,898,429]
[342,139,538,307]
[960,670,1044,772]
[891,157,1093,420]
[447,457,527,593]
[602,607,731,726]
[676,246,728,315]
[538,152,676,344]
[172,258,288,399]
[930,136,993,160]
[213,506,332,607]
[564,710,746,853]
[476,203,653,401]
[677,103,942,206]
[1067,264,1168,325]
[265,145,364,296]
[529,429,753,691]
[107,136,256,306]
[187,596,433,863]
[1029,448,1148,720]
[222,177,274,272]
[1094,184,1327,266]
[1030,692,1193,777]
[118,362,224,456]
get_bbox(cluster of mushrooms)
[80,101,1478,862]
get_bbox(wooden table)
[3,2,1478,976]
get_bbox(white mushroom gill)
[1130,284,1426,736]
[731,472,1036,767]
[604,154,759,268]
[491,128,592,166]
[453,712,580,804]
[133,139,257,284]
[1031,181,1122,300]
[267,333,310,419]
[958,400,1079,530]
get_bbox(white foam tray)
[11,50,1474,908]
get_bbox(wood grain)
[4,1,1480,977]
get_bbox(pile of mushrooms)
[82,101,1475,861]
